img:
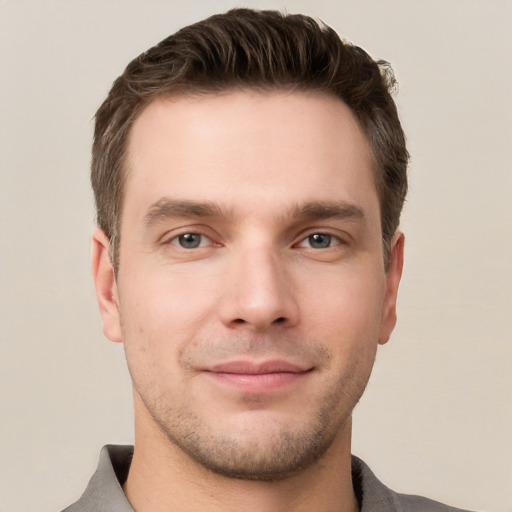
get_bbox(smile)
[202,360,313,393]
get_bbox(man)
[64,8,473,512]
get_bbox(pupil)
[179,233,201,248]
[309,233,330,248]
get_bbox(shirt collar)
[65,445,398,512]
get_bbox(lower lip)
[204,371,309,393]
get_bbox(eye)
[298,233,341,249]
[172,233,209,249]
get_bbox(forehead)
[123,90,378,224]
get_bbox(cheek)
[120,265,219,331]
[116,271,217,381]
[299,263,386,349]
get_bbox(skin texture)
[92,91,404,512]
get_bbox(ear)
[379,232,404,345]
[91,229,122,343]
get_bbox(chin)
[153,404,351,481]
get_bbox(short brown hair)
[92,8,408,270]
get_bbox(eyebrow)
[143,198,230,227]
[289,201,366,223]
[143,197,365,227]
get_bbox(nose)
[218,246,299,332]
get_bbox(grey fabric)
[351,455,473,512]
[62,446,134,512]
[62,445,474,511]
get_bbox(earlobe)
[379,232,404,345]
[91,229,122,343]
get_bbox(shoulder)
[391,491,475,512]
[61,445,134,512]
[351,455,476,512]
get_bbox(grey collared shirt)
[62,445,473,512]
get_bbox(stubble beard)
[137,361,370,482]
[125,326,376,482]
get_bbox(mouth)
[202,360,313,394]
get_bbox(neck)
[123,406,358,512]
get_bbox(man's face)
[94,91,402,480]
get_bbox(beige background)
[1,0,511,511]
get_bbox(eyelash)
[167,232,215,249]
[165,231,344,250]
[295,232,343,249]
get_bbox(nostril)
[274,317,286,324]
